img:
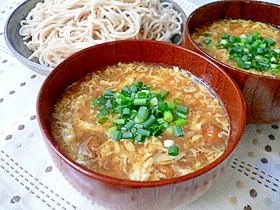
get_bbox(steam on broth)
[192,19,280,78]
[51,63,230,181]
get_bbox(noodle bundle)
[19,0,183,68]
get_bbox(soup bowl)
[182,0,280,124]
[37,40,246,210]
[4,0,186,76]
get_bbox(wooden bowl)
[37,40,246,209]
[182,0,280,124]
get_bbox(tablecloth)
[0,0,279,210]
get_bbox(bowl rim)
[4,0,186,76]
[37,39,246,188]
[185,0,280,81]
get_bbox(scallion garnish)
[113,130,122,141]
[174,118,187,126]
[173,126,184,137]
[204,32,212,37]
[168,145,179,156]
[91,81,189,146]
[204,38,212,45]
[96,114,108,124]
[216,31,280,73]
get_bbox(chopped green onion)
[122,107,131,118]
[91,96,106,106]
[113,105,122,114]
[99,106,110,115]
[177,105,189,114]
[216,31,280,73]
[113,131,122,140]
[120,98,132,107]
[121,86,131,96]
[252,31,259,37]
[108,126,117,135]
[204,38,211,45]
[163,110,173,122]
[113,118,126,125]
[175,118,187,126]
[136,106,149,123]
[229,36,236,43]
[149,97,158,107]
[168,145,179,156]
[105,100,114,109]
[204,32,212,37]
[158,101,168,111]
[173,98,182,105]
[173,110,187,119]
[137,91,149,98]
[122,132,134,139]
[167,101,176,110]
[134,134,145,143]
[137,128,150,137]
[221,33,229,39]
[96,114,108,124]
[160,90,170,99]
[142,115,157,129]
[103,89,114,98]
[92,81,189,143]
[124,120,135,130]
[173,126,184,137]
[134,98,148,106]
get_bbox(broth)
[192,19,280,78]
[51,63,229,181]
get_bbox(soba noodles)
[51,63,230,181]
[19,0,183,68]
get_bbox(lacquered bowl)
[37,40,246,210]
[4,0,186,76]
[183,0,280,124]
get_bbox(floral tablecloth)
[0,0,279,210]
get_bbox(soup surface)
[192,19,280,78]
[51,63,229,181]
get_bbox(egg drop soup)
[51,63,229,181]
[192,19,280,78]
